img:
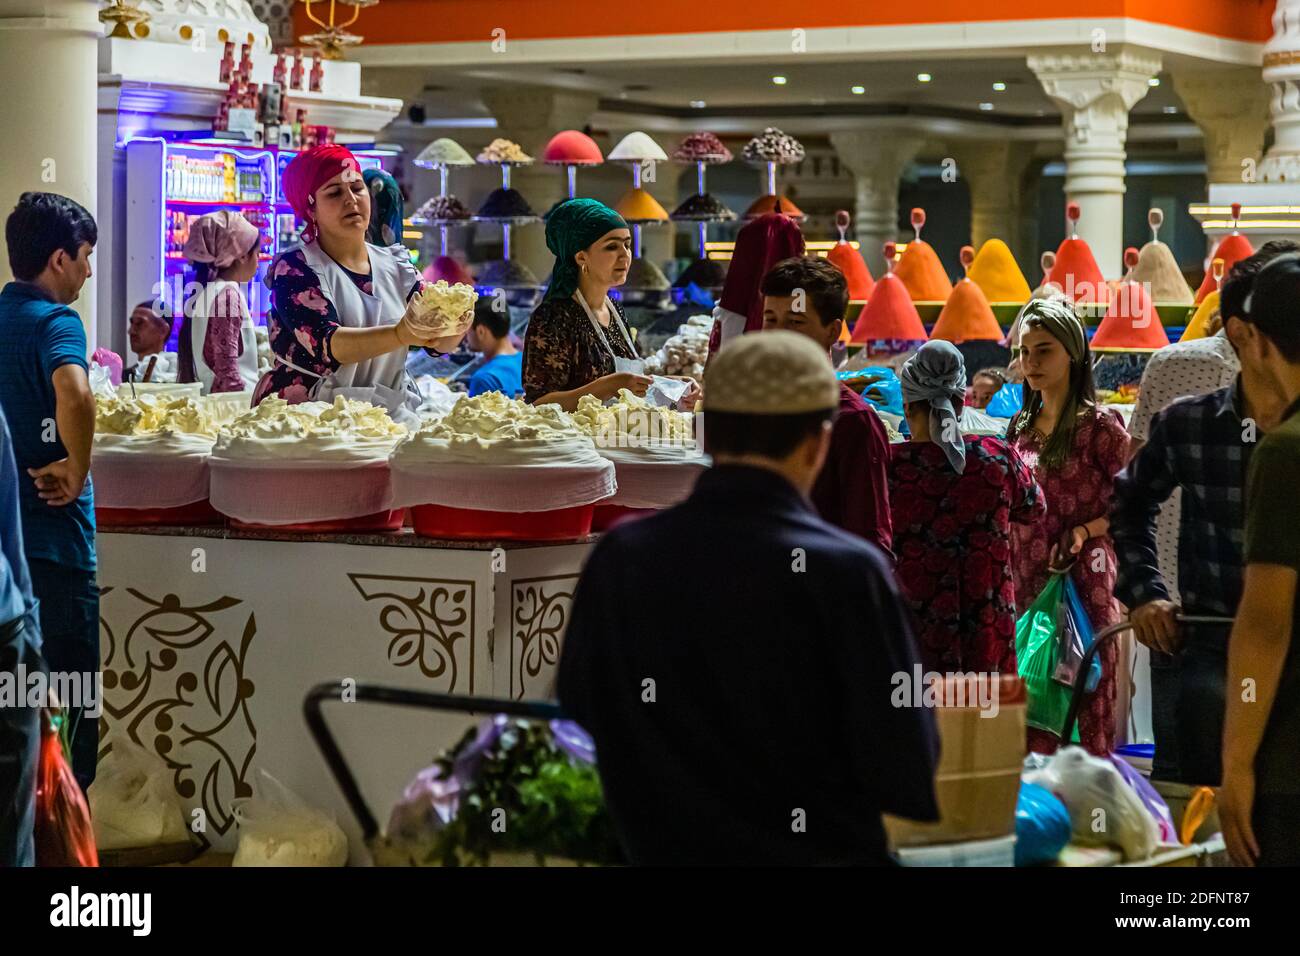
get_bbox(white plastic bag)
[232,769,349,867]
[1024,746,1159,861]
[88,739,191,850]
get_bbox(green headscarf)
[1008,297,1096,471]
[364,168,405,247]
[543,198,627,301]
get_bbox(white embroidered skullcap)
[704,330,839,414]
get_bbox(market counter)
[95,525,592,855]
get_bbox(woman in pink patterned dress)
[1008,298,1131,757]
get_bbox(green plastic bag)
[1015,573,1080,742]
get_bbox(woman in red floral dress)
[1008,299,1131,757]
[890,341,1044,674]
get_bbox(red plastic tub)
[96,500,223,527]
[410,503,594,541]
[229,509,406,534]
[591,504,657,532]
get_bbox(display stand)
[411,145,474,256]
[473,159,541,290]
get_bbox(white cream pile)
[392,392,600,466]
[96,393,219,439]
[642,314,711,378]
[572,389,696,450]
[213,396,408,461]
[407,280,478,337]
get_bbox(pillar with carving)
[1029,49,1162,279]
[1174,69,1270,188]
[1258,0,1300,183]
[828,129,925,277]
[949,139,1035,261]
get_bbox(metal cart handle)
[302,681,562,843]
[1060,614,1233,744]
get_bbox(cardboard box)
[884,675,1026,848]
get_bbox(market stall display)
[895,208,954,304]
[1090,280,1170,352]
[473,144,542,293]
[543,129,604,199]
[671,131,736,294]
[1180,278,1221,342]
[743,193,804,220]
[825,210,875,302]
[1129,208,1193,305]
[642,314,712,377]
[209,396,409,531]
[477,138,532,164]
[1194,203,1253,303]
[572,389,705,525]
[967,238,1031,305]
[849,242,929,351]
[609,131,672,308]
[390,392,615,540]
[929,246,1005,344]
[92,392,223,526]
[1048,202,1108,305]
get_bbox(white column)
[1258,0,1300,183]
[480,88,599,282]
[0,0,101,338]
[1029,49,1162,279]
[1173,68,1271,186]
[828,129,925,276]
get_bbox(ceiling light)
[772,75,787,86]
[992,82,1007,91]
[916,73,932,83]
[690,100,707,108]
[979,102,994,111]
[851,85,865,95]
[1149,77,1161,87]
[1163,105,1178,114]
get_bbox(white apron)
[573,292,644,376]
[190,279,259,394]
[272,240,422,425]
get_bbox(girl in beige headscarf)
[178,210,262,393]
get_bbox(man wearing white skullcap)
[558,331,939,865]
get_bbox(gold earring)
[581,263,589,275]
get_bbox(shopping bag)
[1051,575,1102,693]
[1016,573,1075,738]
[34,710,98,867]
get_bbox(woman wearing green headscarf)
[1007,296,1131,758]
[522,198,652,411]
[363,168,405,247]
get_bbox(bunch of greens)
[424,719,623,867]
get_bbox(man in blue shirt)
[465,297,522,398]
[0,192,99,790]
[0,405,43,866]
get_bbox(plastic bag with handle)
[232,769,348,867]
[34,710,98,867]
[88,739,192,850]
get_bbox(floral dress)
[889,435,1044,674]
[251,248,419,405]
[522,297,639,404]
[1011,406,1131,757]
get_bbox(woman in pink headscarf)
[178,210,262,393]
[707,213,805,359]
[252,144,465,417]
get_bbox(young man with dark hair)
[0,191,100,791]
[558,332,938,864]
[760,255,894,560]
[1221,252,1300,866]
[464,297,521,398]
[1111,244,1292,787]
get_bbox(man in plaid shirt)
[1111,248,1290,785]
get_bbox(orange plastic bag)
[34,710,98,867]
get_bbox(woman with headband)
[890,340,1043,674]
[1008,298,1131,757]
[251,145,466,417]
